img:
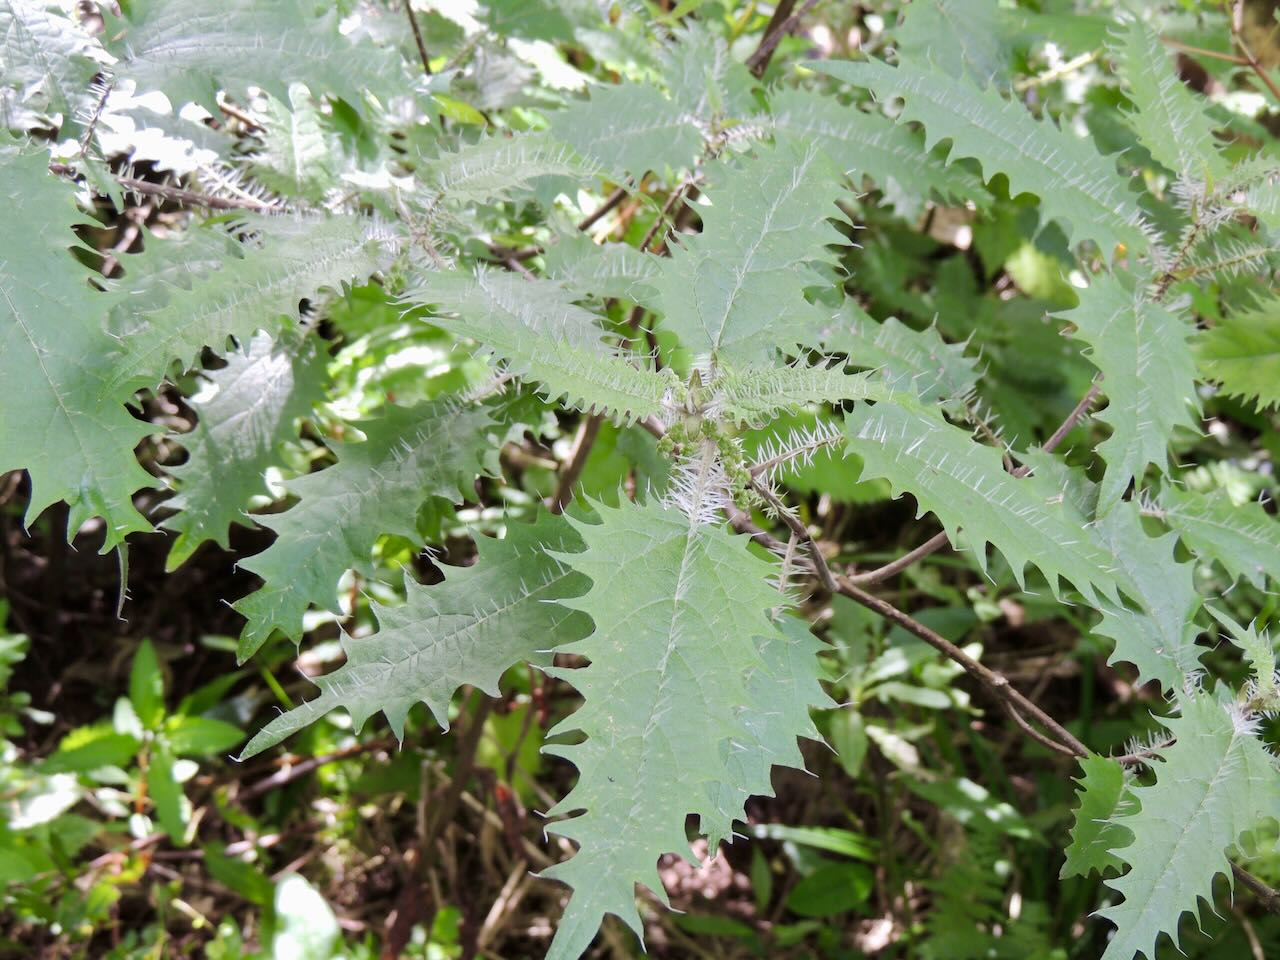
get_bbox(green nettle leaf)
[233,399,496,660]
[1061,755,1131,879]
[767,88,988,211]
[0,0,106,127]
[1099,694,1280,960]
[1112,19,1226,180]
[162,330,328,571]
[1207,608,1278,709]
[1090,500,1203,693]
[405,270,678,421]
[550,81,705,179]
[710,363,888,428]
[651,139,846,363]
[660,21,757,122]
[844,403,1125,603]
[249,84,335,203]
[1158,486,1280,589]
[540,498,827,959]
[813,58,1154,258]
[240,512,591,758]
[1052,271,1198,513]
[0,137,154,546]
[1195,300,1280,412]
[424,132,597,205]
[542,233,662,302]
[109,214,391,388]
[818,306,980,406]
[109,0,403,111]
[894,0,1012,84]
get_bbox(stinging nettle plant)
[2,0,1279,957]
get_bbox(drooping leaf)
[405,270,678,422]
[240,512,590,757]
[813,57,1154,259]
[768,88,988,210]
[1158,485,1280,589]
[1099,694,1280,960]
[1111,18,1226,181]
[540,498,827,959]
[0,135,154,547]
[844,402,1125,603]
[1196,299,1280,412]
[1061,754,1131,879]
[1052,271,1198,513]
[234,399,496,659]
[109,214,392,388]
[651,138,846,363]
[162,330,328,570]
[550,81,704,180]
[109,0,404,111]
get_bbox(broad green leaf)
[844,403,1124,603]
[129,639,166,730]
[162,331,327,570]
[652,139,846,362]
[1112,19,1226,180]
[110,214,391,389]
[405,270,678,422]
[164,716,244,757]
[550,82,704,179]
[1158,486,1280,589]
[813,58,1154,259]
[425,132,597,205]
[1052,271,1198,513]
[249,84,335,203]
[1207,608,1278,709]
[661,21,757,121]
[1196,299,1280,412]
[540,499,828,959]
[240,512,590,757]
[41,726,140,774]
[894,0,1012,84]
[204,844,273,907]
[1091,500,1203,692]
[819,307,980,406]
[711,363,889,427]
[109,0,404,111]
[271,874,339,960]
[0,0,106,129]
[234,399,496,659]
[1061,755,1131,879]
[0,137,154,547]
[147,747,188,844]
[1099,695,1280,960]
[767,88,988,211]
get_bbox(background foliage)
[2,1,1280,958]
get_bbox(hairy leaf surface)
[162,331,327,570]
[541,499,826,959]
[651,139,846,362]
[0,137,153,546]
[550,82,703,180]
[1158,486,1280,589]
[234,400,495,659]
[241,512,590,757]
[1061,755,1130,879]
[1053,272,1198,513]
[1099,695,1280,960]
[813,58,1153,258]
[1196,300,1280,412]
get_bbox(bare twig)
[551,414,603,513]
[576,186,628,232]
[404,0,433,76]
[848,531,951,586]
[751,479,838,594]
[746,0,820,77]
[117,175,273,211]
